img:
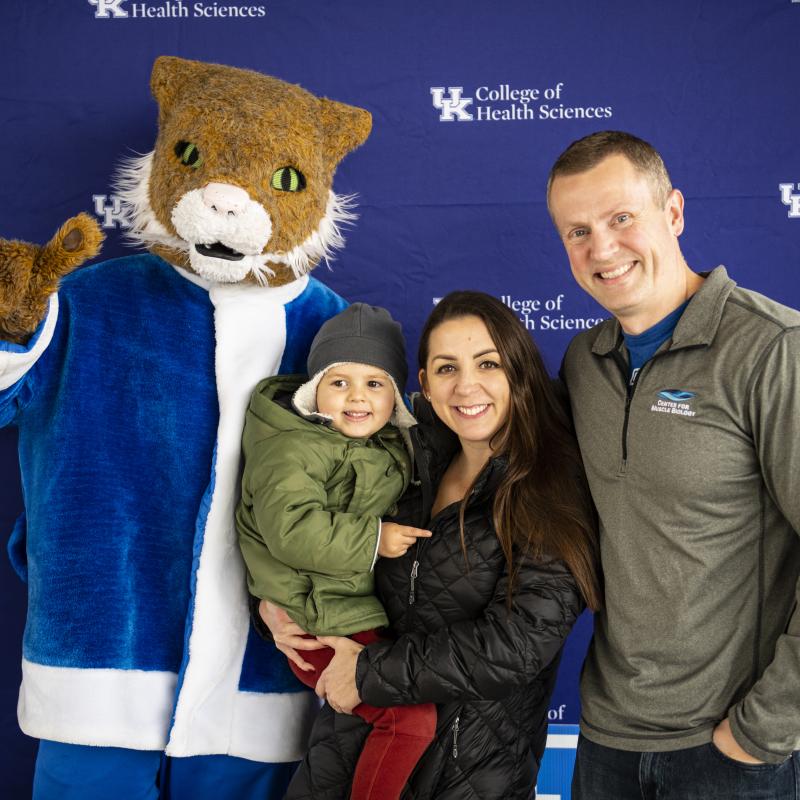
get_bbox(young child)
[236,303,435,800]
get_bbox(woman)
[263,291,601,799]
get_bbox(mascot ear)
[151,56,205,117]
[319,98,372,169]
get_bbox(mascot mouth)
[194,242,245,261]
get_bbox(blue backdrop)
[1,1,798,797]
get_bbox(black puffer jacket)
[286,402,583,800]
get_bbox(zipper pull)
[408,560,419,604]
[452,715,460,758]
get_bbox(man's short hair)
[547,131,673,210]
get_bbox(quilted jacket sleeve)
[241,430,380,578]
[355,553,582,706]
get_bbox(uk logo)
[88,0,129,18]
[779,184,800,218]
[430,87,474,122]
[93,194,130,229]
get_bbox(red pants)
[289,629,436,800]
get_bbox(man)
[549,131,800,799]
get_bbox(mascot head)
[116,56,372,287]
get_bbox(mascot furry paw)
[0,56,368,786]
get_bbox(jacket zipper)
[611,350,639,469]
[407,476,486,607]
[452,715,460,758]
[408,559,419,604]
[612,345,679,471]
[408,502,451,606]
[407,425,434,614]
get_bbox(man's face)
[549,154,686,333]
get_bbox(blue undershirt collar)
[623,299,690,380]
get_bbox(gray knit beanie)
[307,303,408,391]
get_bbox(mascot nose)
[202,183,250,217]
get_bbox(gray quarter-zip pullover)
[562,266,800,763]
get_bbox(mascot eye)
[174,141,203,169]
[271,166,306,192]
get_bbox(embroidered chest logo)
[651,389,697,418]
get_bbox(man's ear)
[319,98,372,169]
[666,188,685,237]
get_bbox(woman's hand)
[379,522,431,558]
[315,636,364,714]
[259,600,325,672]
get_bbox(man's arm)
[726,327,800,763]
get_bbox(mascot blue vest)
[0,56,371,799]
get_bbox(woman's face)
[420,315,510,452]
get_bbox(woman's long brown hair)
[418,291,601,611]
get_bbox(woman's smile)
[453,403,490,417]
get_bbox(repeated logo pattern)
[88,0,266,19]
[88,0,129,16]
[92,195,130,229]
[430,87,474,122]
[779,183,800,218]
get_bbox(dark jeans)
[572,734,799,800]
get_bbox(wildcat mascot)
[0,56,370,800]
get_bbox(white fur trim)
[165,274,316,761]
[18,658,176,749]
[114,151,186,254]
[291,366,335,421]
[18,658,318,760]
[0,294,58,391]
[115,152,357,284]
[222,690,319,762]
[170,263,212,291]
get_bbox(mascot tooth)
[0,55,370,797]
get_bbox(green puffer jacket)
[236,374,412,636]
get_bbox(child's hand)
[259,600,325,671]
[378,522,432,558]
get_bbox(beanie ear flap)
[319,98,372,169]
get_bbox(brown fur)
[0,214,104,343]
[0,57,369,342]
[147,57,372,285]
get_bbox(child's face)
[316,363,396,438]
